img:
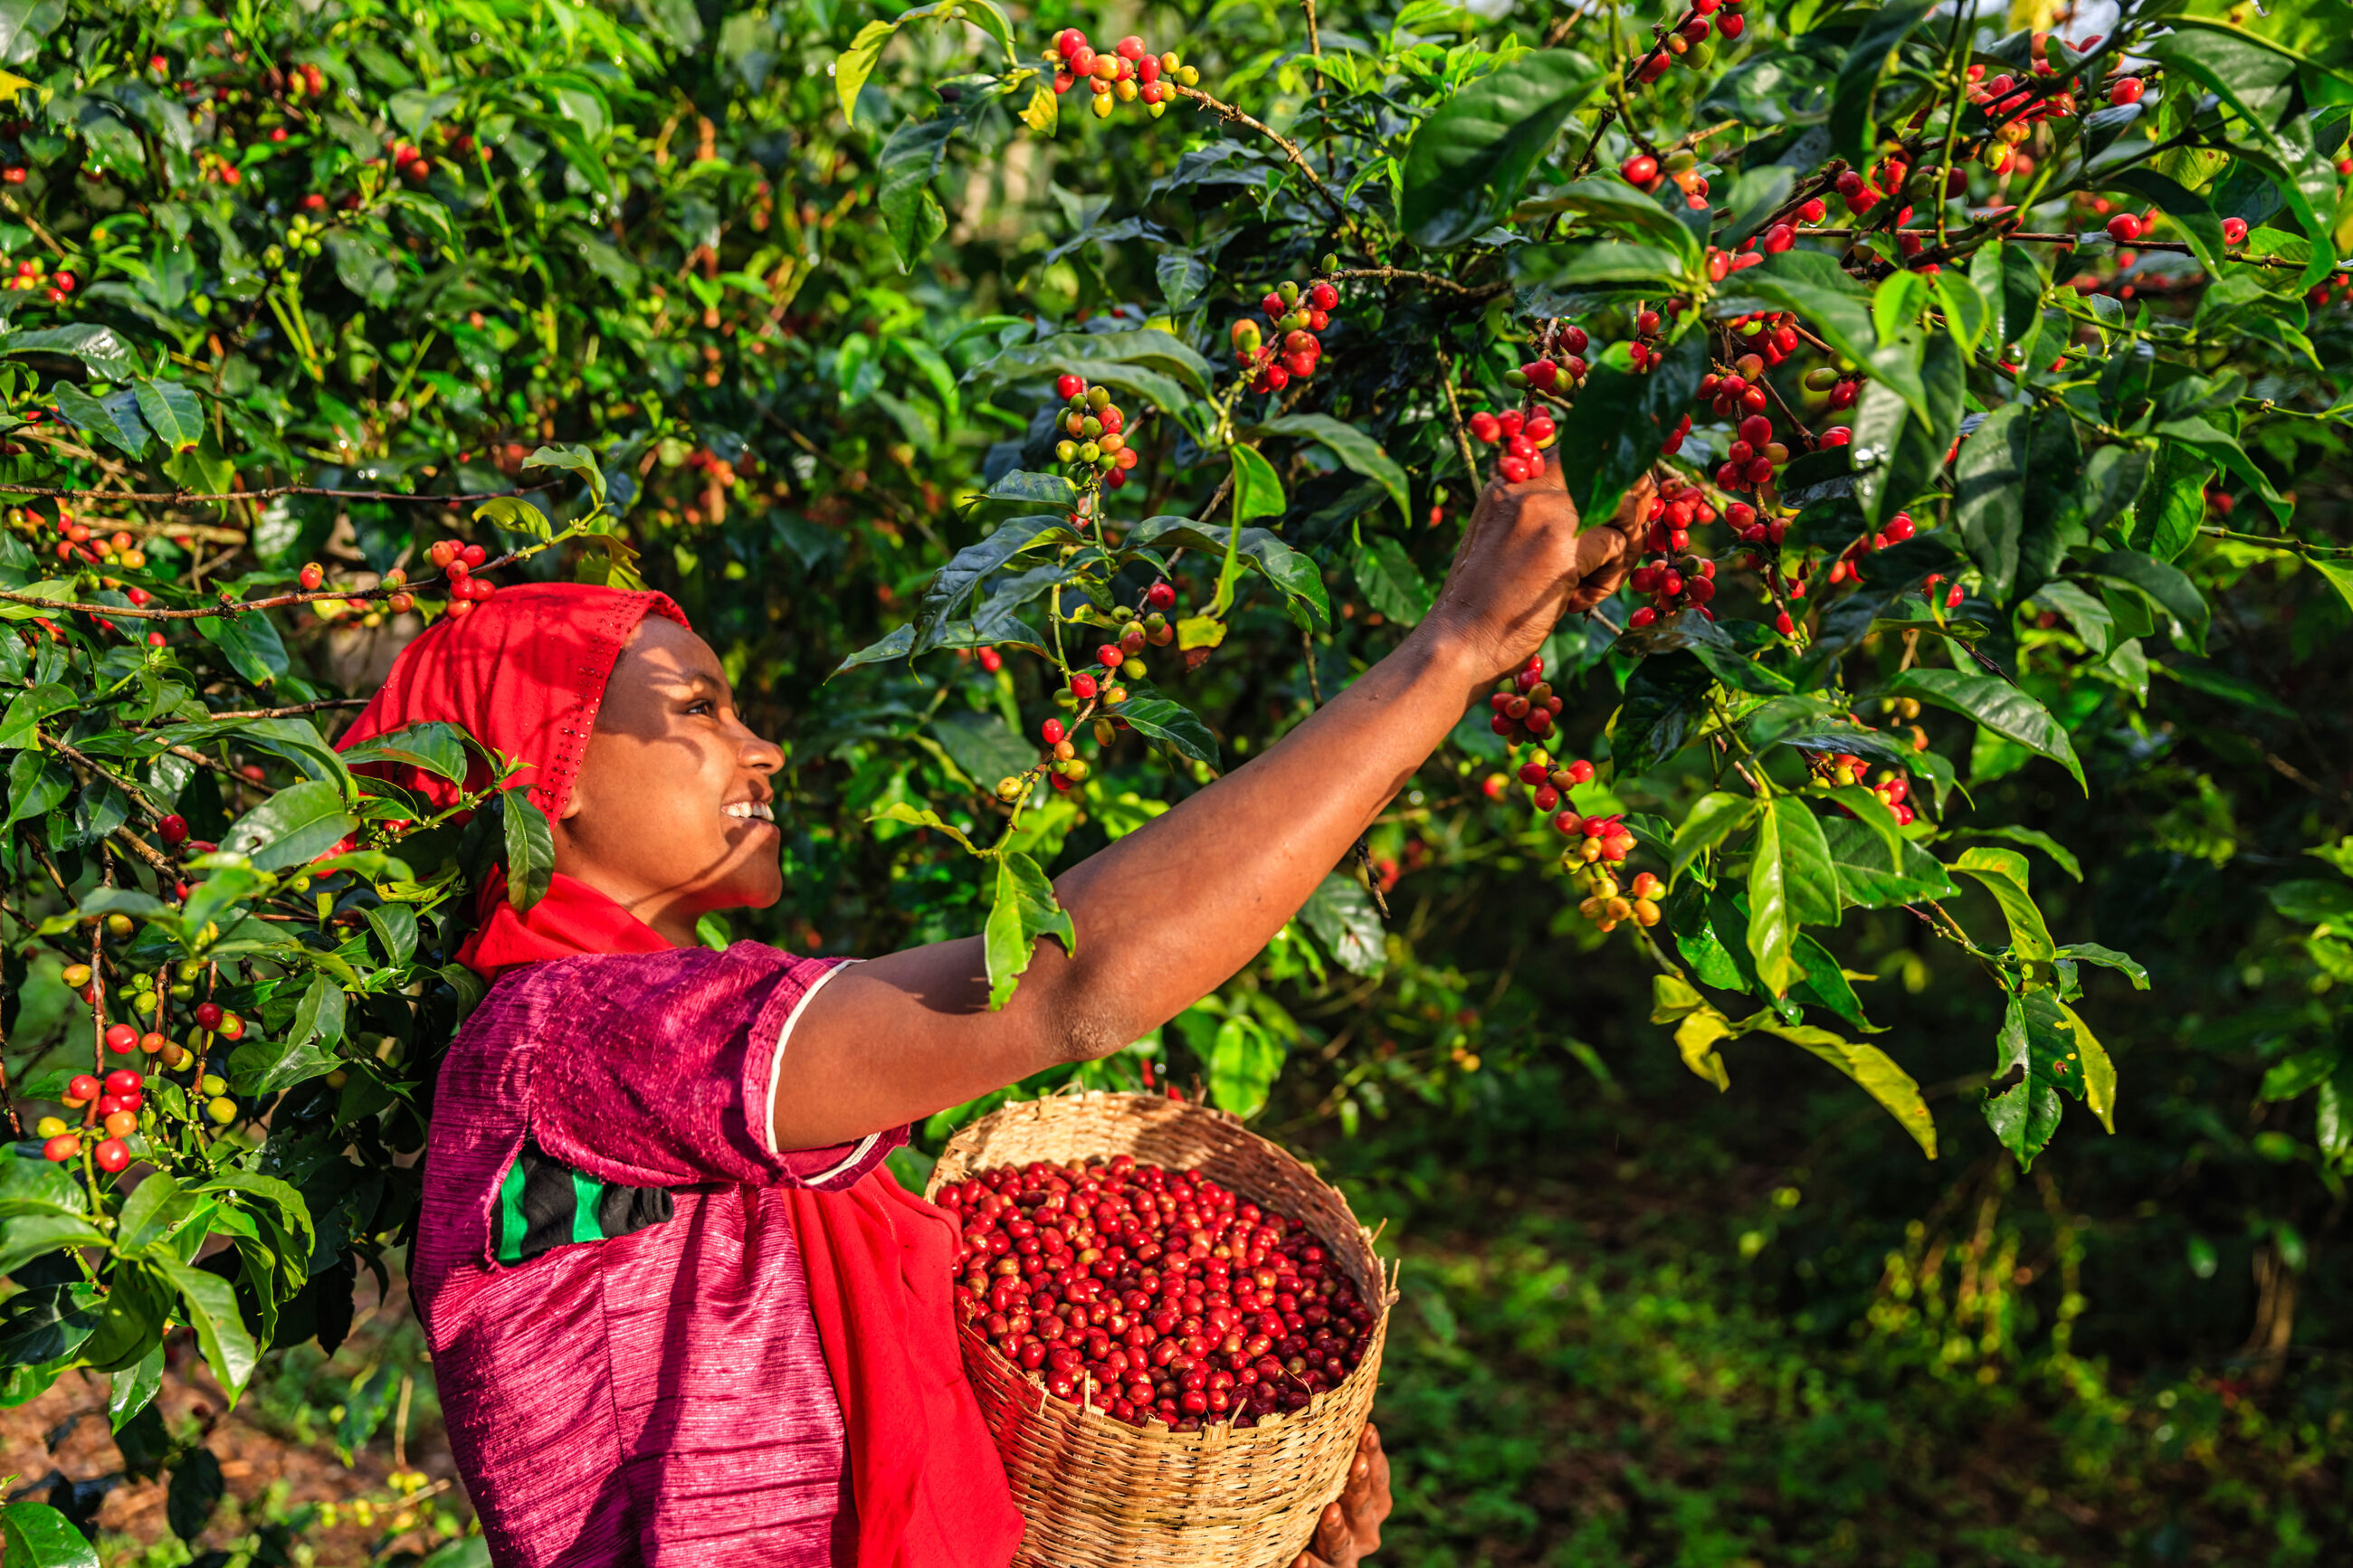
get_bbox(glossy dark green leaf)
[216,778,358,872]
[1255,414,1410,533]
[51,383,150,457]
[1615,610,1791,694]
[1826,0,1939,166]
[1610,651,1714,778]
[1400,50,1603,247]
[1884,668,2084,790]
[1300,873,1386,978]
[500,787,556,910]
[1820,816,1958,909]
[166,1446,224,1541]
[1351,536,1434,627]
[0,1501,100,1568]
[338,720,471,785]
[1550,333,1710,527]
[1669,791,1759,882]
[153,1253,258,1402]
[1124,517,1329,629]
[1747,796,1840,996]
[2086,549,2210,654]
[983,851,1075,1011]
[2129,441,2215,563]
[912,515,1076,656]
[931,711,1035,788]
[133,378,205,454]
[1115,695,1221,770]
[1986,987,2114,1165]
[195,612,291,688]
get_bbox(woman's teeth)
[723,802,775,822]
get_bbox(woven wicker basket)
[927,1090,1396,1568]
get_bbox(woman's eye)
[684,699,714,716]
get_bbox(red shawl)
[338,582,1022,1568]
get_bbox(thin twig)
[1170,84,1364,244]
[1320,266,1502,300]
[0,480,558,505]
[139,698,371,726]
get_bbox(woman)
[338,457,1638,1567]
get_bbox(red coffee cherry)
[1620,153,1659,186]
[104,1023,139,1054]
[2109,76,2144,106]
[1056,374,1084,401]
[2106,213,2142,243]
[2221,216,2247,246]
[1145,581,1176,611]
[195,1002,224,1030]
[105,1069,142,1096]
[43,1134,80,1163]
[94,1139,130,1173]
[157,814,189,846]
[1070,673,1099,700]
[1041,717,1066,746]
[66,1074,102,1104]
[298,561,324,590]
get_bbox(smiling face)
[552,614,784,945]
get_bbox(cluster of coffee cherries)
[3,256,76,301]
[940,1154,1374,1430]
[1509,752,1595,814]
[1231,278,1338,395]
[1464,406,1556,483]
[1052,375,1141,490]
[43,510,148,574]
[424,539,496,614]
[1577,869,1665,934]
[1814,750,1919,826]
[1631,0,1748,85]
[1485,654,1565,742]
[1704,402,1792,499]
[1503,326,1589,394]
[1625,478,1720,628]
[36,1067,150,1171]
[1624,304,1688,372]
[1046,30,1197,120]
[1798,364,1861,412]
[1620,150,1711,212]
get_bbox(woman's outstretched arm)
[778,460,1643,1150]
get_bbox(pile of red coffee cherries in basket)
[939,1155,1374,1432]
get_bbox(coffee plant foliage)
[0,0,2348,1547]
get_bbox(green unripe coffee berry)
[1057,440,1079,462]
[1278,280,1300,307]
[1087,386,1111,411]
[996,776,1025,802]
[1321,252,1339,273]
[1081,415,1102,438]
[1079,442,1101,463]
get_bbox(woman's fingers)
[1292,1423,1391,1568]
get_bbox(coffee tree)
[0,0,2346,1553]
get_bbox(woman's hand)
[1424,458,1651,688]
[1293,1423,1391,1568]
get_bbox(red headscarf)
[338,584,1022,1568]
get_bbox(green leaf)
[1954,824,2082,881]
[1254,414,1410,534]
[1156,252,1212,312]
[2103,166,2229,277]
[110,1345,165,1430]
[2085,549,2210,655]
[1820,816,1958,909]
[1,1501,100,1568]
[523,443,606,506]
[50,383,149,457]
[2130,442,2215,563]
[2153,414,2286,521]
[2271,879,2353,930]
[0,1213,110,1281]
[876,114,953,272]
[166,1447,225,1542]
[912,514,1076,656]
[1562,333,1710,527]
[930,711,1034,791]
[1789,932,1883,1035]
[1228,444,1285,528]
[1115,695,1221,770]
[1827,0,1939,166]
[983,851,1076,1011]
[1351,536,1434,628]
[132,378,205,454]
[0,682,76,751]
[1821,784,1904,870]
[474,495,554,538]
[1884,668,2083,791]
[1766,1018,1937,1157]
[151,1253,258,1403]
[1205,1012,1284,1119]
[4,751,71,829]
[338,720,470,785]
[233,973,347,1096]
[219,779,358,872]
[1736,251,1921,418]
[8,323,137,379]
[2057,942,2148,988]
[1300,873,1386,978]
[835,18,898,123]
[1615,609,1791,694]
[114,1173,188,1253]
[1399,50,1603,248]
[1124,517,1329,629]
[195,612,291,688]
[1669,791,1759,883]
[1610,651,1714,778]
[1747,797,1839,996]
[500,787,555,910]
[1952,846,2056,961]
[1520,176,1703,266]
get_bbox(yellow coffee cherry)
[206,1096,239,1125]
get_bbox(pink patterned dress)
[412,944,902,1567]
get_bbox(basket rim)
[929,1088,1399,1448]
